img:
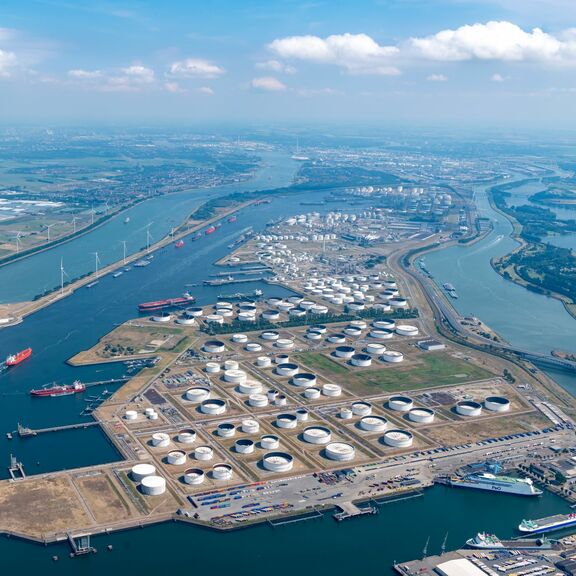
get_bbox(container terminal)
[1,200,576,553]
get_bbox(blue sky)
[1,0,576,126]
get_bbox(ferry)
[448,472,542,496]
[138,294,195,312]
[6,347,32,366]
[31,380,86,397]
[134,259,151,268]
[519,513,576,534]
[175,240,184,248]
[466,532,553,550]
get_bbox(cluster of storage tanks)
[124,407,159,422]
[455,395,511,417]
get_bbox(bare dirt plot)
[0,476,91,538]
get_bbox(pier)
[66,532,96,557]
[7,454,25,480]
[333,501,379,522]
[17,421,104,437]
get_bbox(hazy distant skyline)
[2,0,576,126]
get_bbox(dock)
[67,532,96,557]
[7,454,25,480]
[17,421,104,438]
[333,501,378,522]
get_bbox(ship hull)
[450,479,541,496]
[519,518,576,534]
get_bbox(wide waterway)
[0,149,297,303]
[0,157,574,570]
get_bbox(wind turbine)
[13,231,23,254]
[89,207,96,225]
[91,252,101,278]
[44,223,56,241]
[71,217,79,233]
[60,257,69,295]
[121,240,127,265]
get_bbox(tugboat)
[175,240,184,248]
[5,347,32,366]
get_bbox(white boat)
[450,472,542,496]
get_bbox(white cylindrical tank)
[261,331,280,341]
[276,363,299,376]
[370,329,394,340]
[276,413,298,429]
[185,387,210,403]
[340,408,353,419]
[177,430,197,444]
[408,408,435,424]
[304,387,321,399]
[350,353,372,367]
[292,373,317,387]
[295,408,309,422]
[365,343,386,355]
[241,418,260,434]
[388,396,414,412]
[205,362,221,374]
[373,320,396,330]
[151,432,171,448]
[256,356,272,368]
[261,435,280,450]
[200,398,226,415]
[325,442,355,462]
[322,383,342,397]
[456,401,482,417]
[274,394,287,406]
[245,342,262,352]
[262,452,293,472]
[327,334,346,344]
[235,439,255,454]
[352,402,372,416]
[167,451,187,465]
[217,422,236,438]
[203,340,225,353]
[381,350,404,363]
[212,463,233,480]
[224,360,239,371]
[232,333,248,343]
[275,338,294,349]
[383,429,414,448]
[484,396,511,413]
[141,475,166,496]
[248,393,268,407]
[303,426,332,444]
[335,346,355,359]
[183,468,205,485]
[274,354,290,364]
[360,416,388,432]
[131,463,156,482]
[194,446,214,461]
[396,325,419,337]
[125,410,138,421]
[239,380,262,395]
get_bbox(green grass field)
[295,352,493,395]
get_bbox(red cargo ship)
[205,225,216,235]
[227,216,237,223]
[138,294,195,312]
[5,347,32,366]
[175,240,184,248]
[31,380,85,397]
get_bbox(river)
[0,149,296,303]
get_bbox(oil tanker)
[31,380,86,397]
[138,294,195,312]
[6,347,32,366]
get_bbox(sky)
[1,0,576,127]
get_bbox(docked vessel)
[519,513,576,534]
[448,472,542,496]
[138,294,195,312]
[175,240,184,248]
[6,347,32,366]
[31,380,86,397]
[191,232,202,241]
[134,259,151,268]
[113,271,123,278]
[227,216,237,223]
[205,225,216,235]
[466,532,553,550]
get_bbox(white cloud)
[255,59,297,74]
[296,87,341,96]
[164,81,184,93]
[491,73,507,82]
[197,86,214,95]
[168,58,224,78]
[68,69,103,79]
[427,73,448,81]
[409,21,576,62]
[121,65,155,82]
[0,49,17,77]
[250,76,287,91]
[268,33,400,75]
